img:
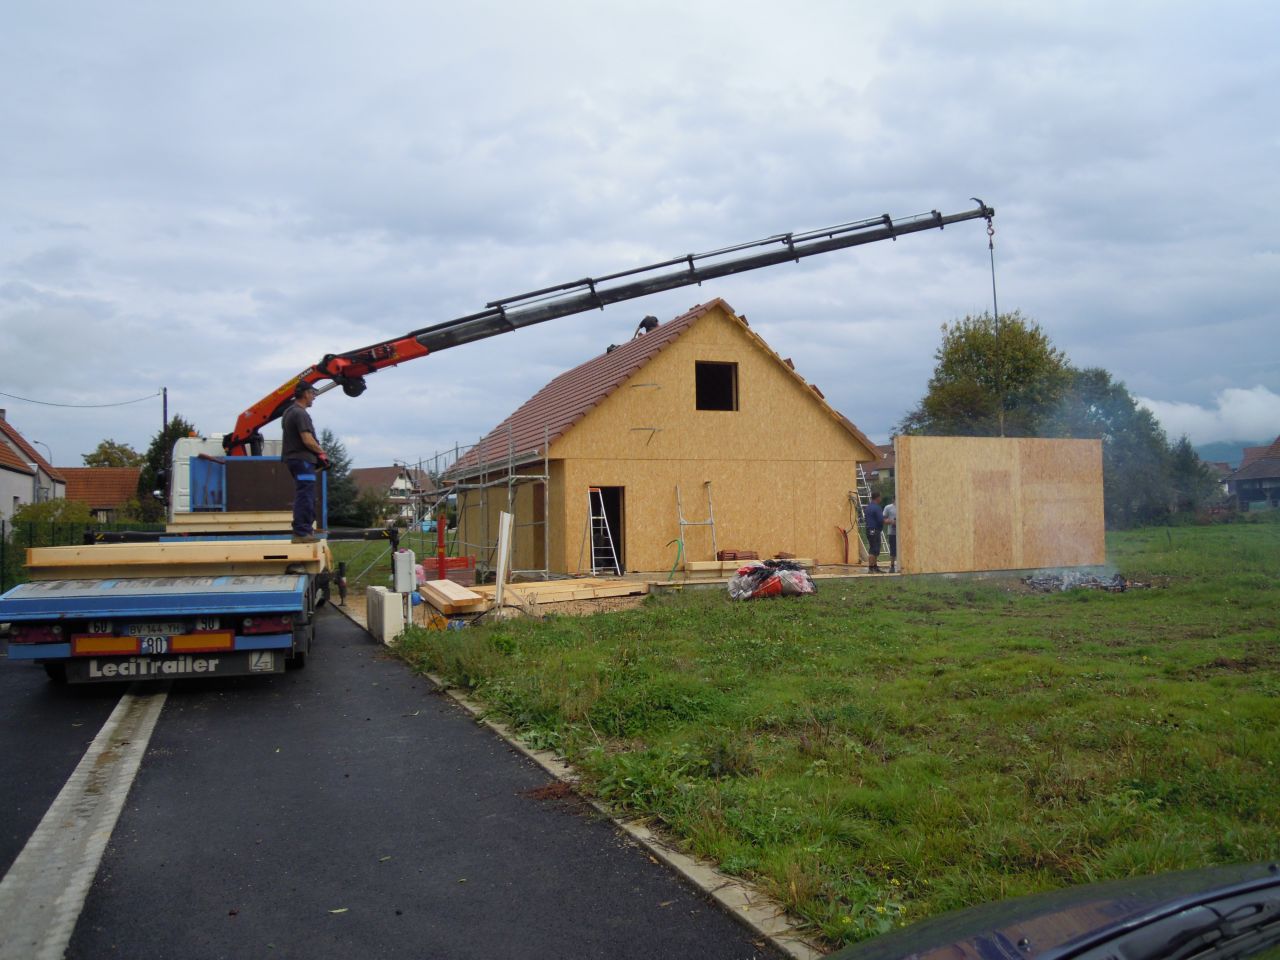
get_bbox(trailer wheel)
[43,662,68,684]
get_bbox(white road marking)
[0,683,169,960]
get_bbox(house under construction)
[443,299,879,577]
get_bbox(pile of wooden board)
[419,579,487,615]
[417,576,648,616]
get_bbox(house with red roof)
[61,467,143,522]
[350,465,437,522]
[446,299,877,574]
[1229,435,1280,510]
[0,409,65,521]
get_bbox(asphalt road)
[17,608,784,960]
[0,644,124,877]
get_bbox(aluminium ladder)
[587,487,621,575]
[851,465,891,565]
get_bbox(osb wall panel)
[536,304,870,572]
[897,436,1104,574]
[455,463,566,574]
[555,457,854,573]
[549,304,871,465]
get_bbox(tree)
[82,439,144,467]
[11,499,93,525]
[137,415,197,522]
[1051,368,1174,527]
[320,429,360,527]
[352,488,393,527]
[899,311,1071,438]
[1169,435,1220,513]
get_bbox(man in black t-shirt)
[281,381,329,543]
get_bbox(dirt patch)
[519,779,597,818]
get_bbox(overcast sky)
[2,0,1277,472]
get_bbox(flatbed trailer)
[0,536,336,683]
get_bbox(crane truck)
[0,201,994,683]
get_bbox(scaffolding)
[435,424,552,584]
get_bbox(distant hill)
[1195,439,1268,469]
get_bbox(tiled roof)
[0,418,64,482]
[0,441,35,475]
[60,467,142,508]
[1233,435,1280,481]
[448,298,876,478]
[866,443,896,473]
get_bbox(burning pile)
[1022,571,1131,593]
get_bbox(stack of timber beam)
[166,510,293,533]
[685,558,814,576]
[419,579,486,615]
[24,540,330,580]
[470,578,648,611]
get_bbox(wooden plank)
[420,580,485,614]
[168,510,292,527]
[26,561,326,581]
[26,541,330,582]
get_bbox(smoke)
[1136,386,1280,445]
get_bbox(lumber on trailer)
[420,579,486,614]
[25,541,329,580]
[167,510,293,532]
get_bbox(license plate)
[126,622,186,637]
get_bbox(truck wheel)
[43,662,68,684]
[286,650,308,670]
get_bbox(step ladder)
[851,465,890,565]
[587,487,621,575]
[675,481,717,561]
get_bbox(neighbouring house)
[350,465,437,522]
[0,409,65,521]
[1229,435,1280,510]
[866,443,896,485]
[445,299,879,575]
[60,467,142,523]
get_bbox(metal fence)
[0,520,165,594]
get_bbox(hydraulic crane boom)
[224,200,994,455]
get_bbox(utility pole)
[162,387,168,432]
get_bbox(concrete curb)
[333,601,826,960]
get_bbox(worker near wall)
[865,491,885,573]
[883,499,898,573]
[281,381,329,543]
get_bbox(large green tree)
[82,439,144,467]
[1050,367,1174,526]
[899,311,1071,438]
[900,316,1220,528]
[137,415,197,521]
[1168,434,1221,514]
[320,429,359,527]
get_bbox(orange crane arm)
[223,201,995,456]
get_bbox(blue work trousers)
[287,458,318,536]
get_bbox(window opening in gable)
[695,361,738,411]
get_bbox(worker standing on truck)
[281,381,329,543]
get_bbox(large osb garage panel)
[896,436,1104,574]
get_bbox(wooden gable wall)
[522,302,872,572]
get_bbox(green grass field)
[396,517,1280,948]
